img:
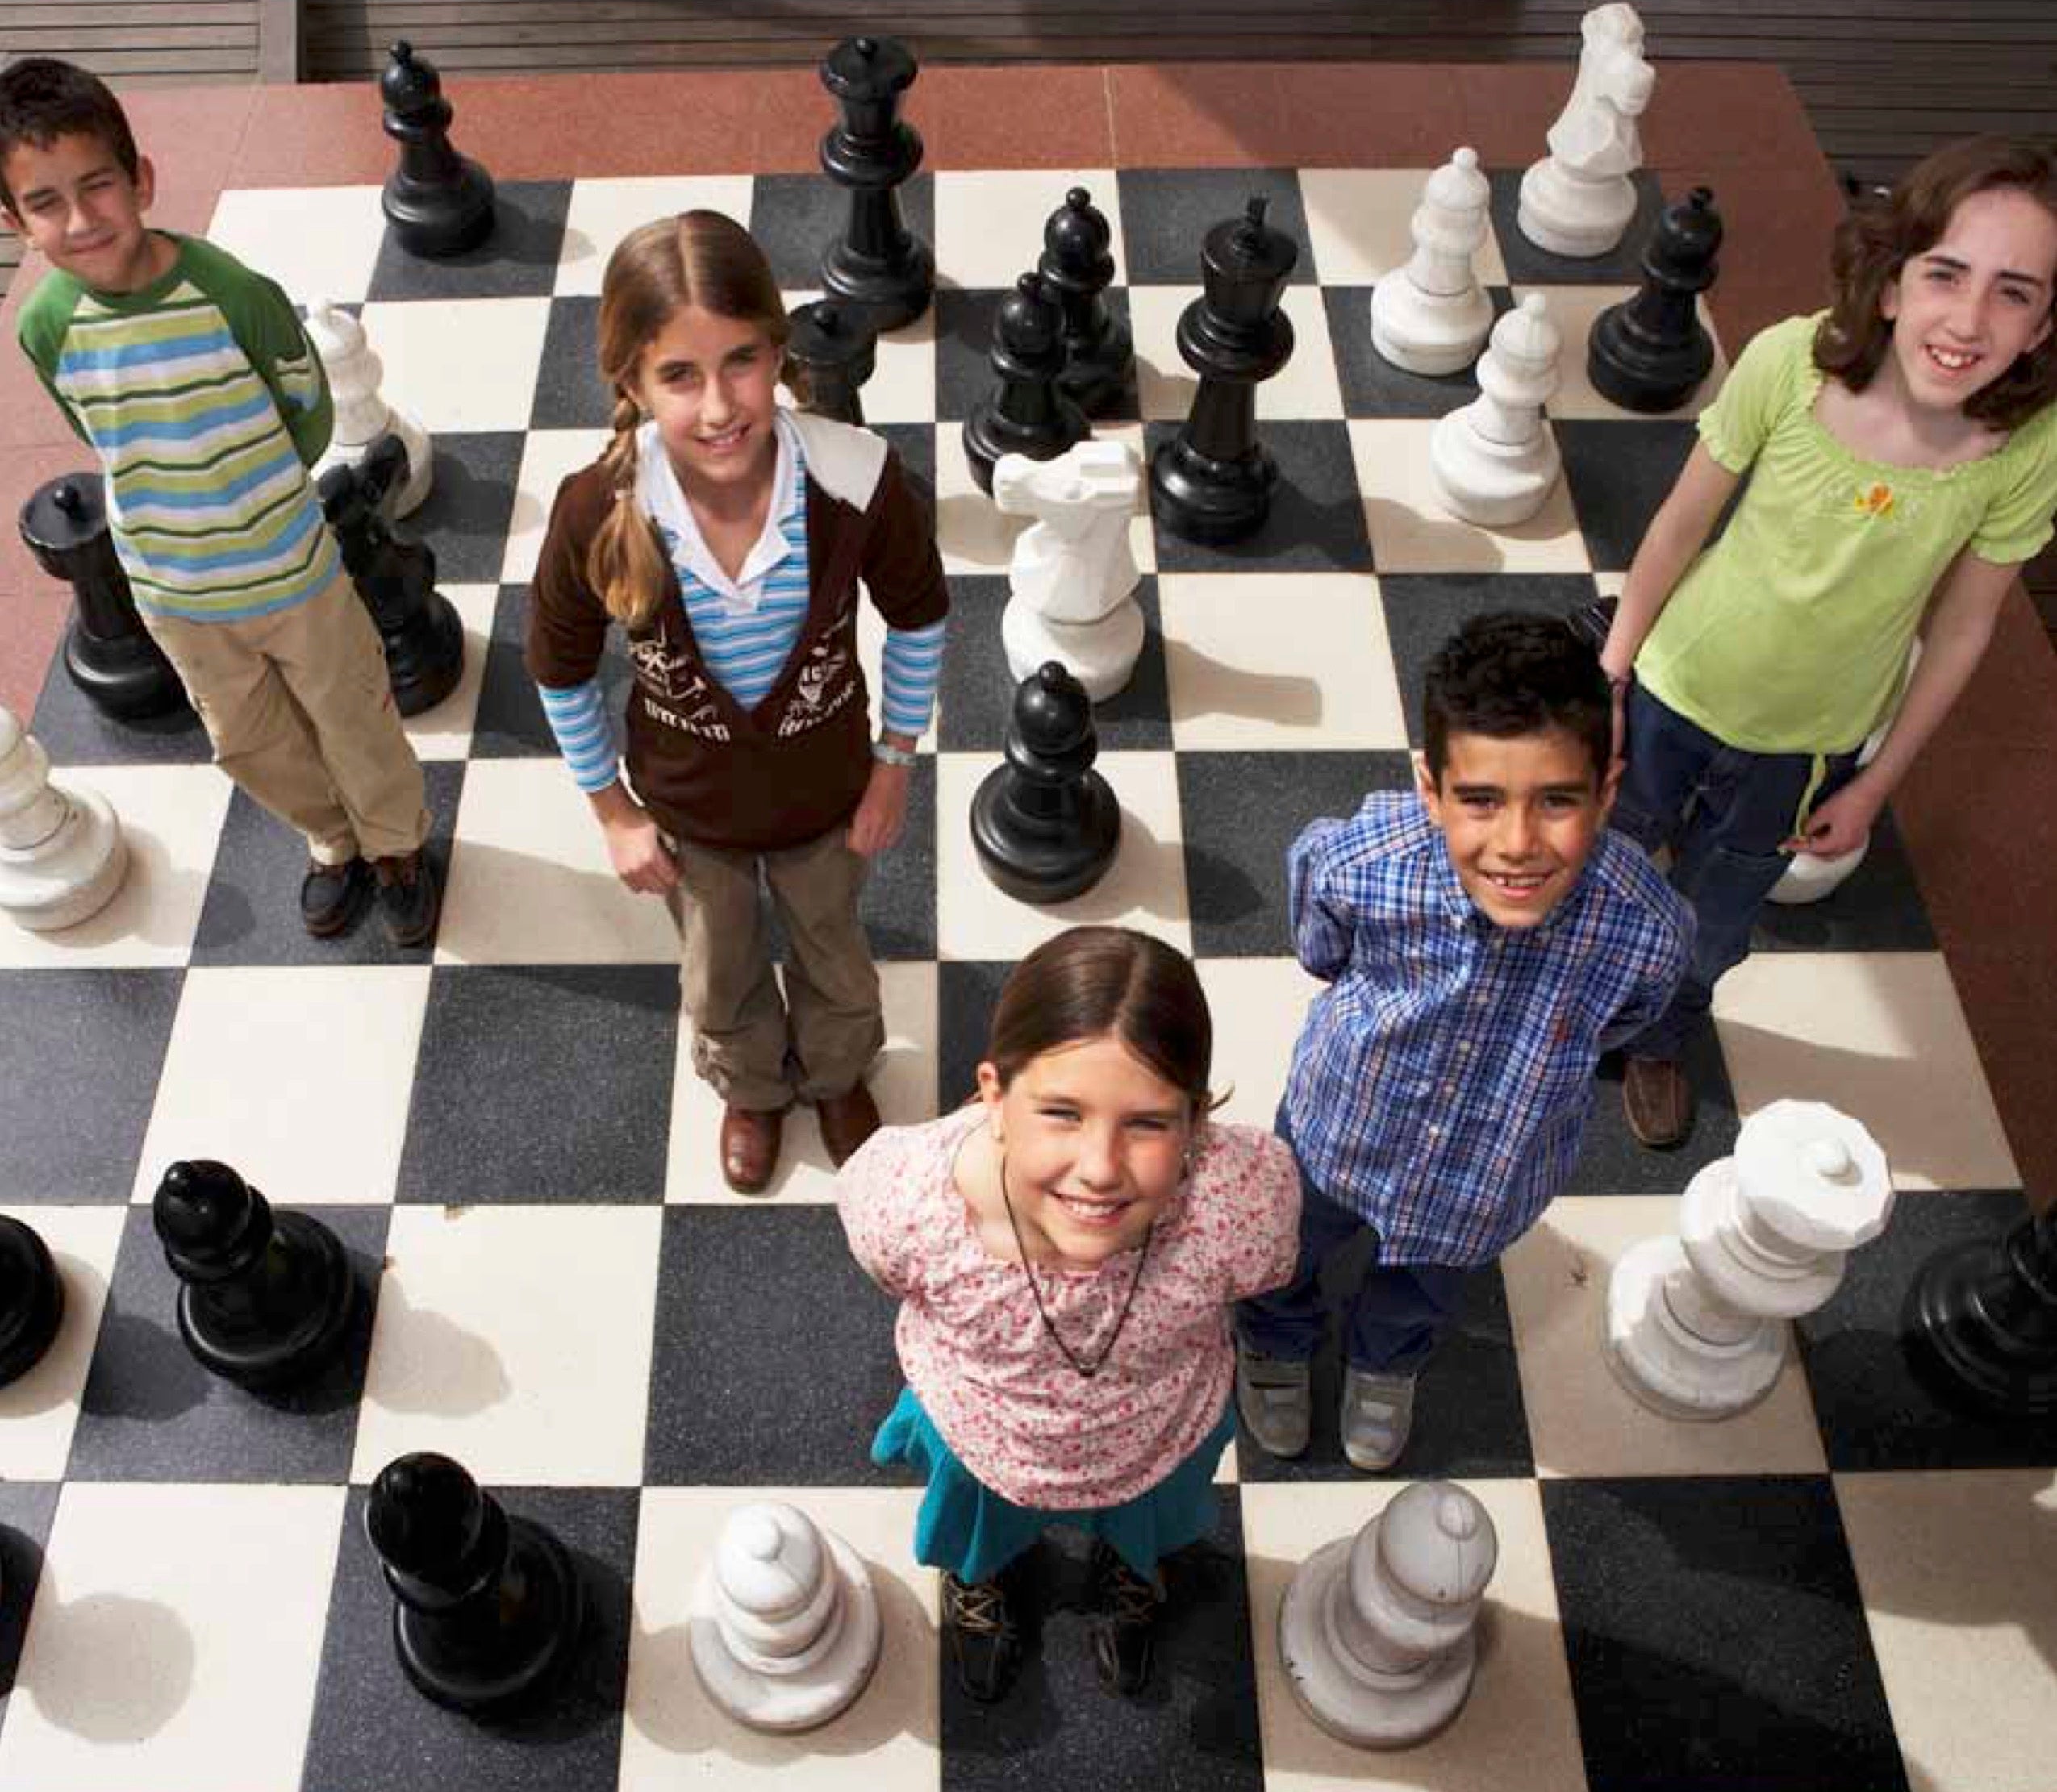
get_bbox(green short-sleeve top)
[1636,311,2057,755]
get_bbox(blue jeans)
[1611,684,1859,1061]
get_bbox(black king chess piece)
[786,298,878,426]
[818,35,935,331]
[962,273,1090,497]
[19,473,190,722]
[152,1160,355,1390]
[0,1214,64,1390]
[1909,1201,2057,1416]
[1588,186,1723,414]
[380,40,496,259]
[318,434,466,715]
[971,661,1120,904]
[1041,187,1133,417]
[1150,196,1300,544]
[367,1451,586,1712]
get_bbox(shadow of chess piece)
[318,435,465,715]
[152,1160,355,1391]
[367,1451,585,1713]
[962,273,1089,498]
[380,40,496,259]
[1589,187,1722,414]
[1041,187,1133,417]
[0,1214,64,1389]
[1909,1202,2057,1416]
[818,35,934,331]
[970,661,1120,904]
[18,474,190,723]
[786,298,877,426]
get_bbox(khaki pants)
[664,826,882,1111]
[147,570,430,865]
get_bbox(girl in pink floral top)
[836,926,1300,1704]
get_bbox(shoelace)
[945,1575,1013,1639]
[1099,1557,1159,1629]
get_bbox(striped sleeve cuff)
[879,617,945,737]
[536,678,620,793]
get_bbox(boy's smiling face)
[1,130,165,294]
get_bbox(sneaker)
[1235,1339,1312,1459]
[373,850,440,948]
[1623,1055,1693,1149]
[1340,1367,1417,1473]
[1087,1542,1161,1697]
[300,856,370,937]
[941,1571,1021,1704]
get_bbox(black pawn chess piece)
[1588,186,1723,414]
[970,661,1120,904]
[0,1214,64,1390]
[152,1160,355,1391]
[818,35,934,332]
[786,298,877,426]
[18,473,190,722]
[1909,1201,2057,1415]
[1041,186,1133,417]
[962,273,1090,498]
[318,435,465,715]
[1150,196,1300,544]
[380,40,496,259]
[367,1452,585,1712]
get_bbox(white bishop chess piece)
[1430,294,1563,527]
[687,1501,881,1732]
[1607,1100,1894,1419]
[1279,1479,1498,1748]
[305,300,433,517]
[1517,3,1656,259]
[991,440,1144,702]
[1371,147,1493,377]
[0,704,127,932]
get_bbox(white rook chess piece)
[0,705,127,933]
[1517,4,1656,259]
[991,440,1144,702]
[1279,1479,1498,1749]
[306,300,433,517]
[1430,294,1563,527]
[688,1501,881,1732]
[1371,147,1493,377]
[1607,1100,1893,1419]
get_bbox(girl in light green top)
[1600,136,2057,1149]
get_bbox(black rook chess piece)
[0,1214,64,1390]
[380,40,496,259]
[18,474,190,722]
[318,435,465,715]
[970,661,1120,904]
[786,298,878,425]
[1150,196,1300,544]
[818,36,935,332]
[962,273,1090,497]
[367,1452,585,1712]
[1909,1201,2057,1416]
[1588,186,1723,414]
[1041,186,1133,417]
[152,1160,355,1391]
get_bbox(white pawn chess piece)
[991,440,1144,702]
[1517,4,1656,259]
[1430,294,1563,527]
[1607,1100,1893,1419]
[687,1500,881,1732]
[306,300,433,517]
[0,705,127,933]
[1279,1479,1498,1749]
[1371,147,1493,377]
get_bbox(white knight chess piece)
[0,705,127,932]
[1517,3,1656,258]
[305,301,434,517]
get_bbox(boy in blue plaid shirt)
[1236,613,1692,1471]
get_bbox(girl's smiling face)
[630,302,781,495]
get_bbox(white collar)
[635,409,803,610]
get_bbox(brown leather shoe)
[720,1104,785,1193]
[1623,1056,1693,1149]
[816,1081,882,1169]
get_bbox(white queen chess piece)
[1430,294,1563,527]
[306,301,434,517]
[1370,147,1493,377]
[991,440,1145,702]
[1517,3,1656,259]
[0,704,127,933]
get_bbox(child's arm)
[1218,1131,1305,1301]
[1287,818,1358,981]
[202,250,334,468]
[832,1130,913,1299]
[1600,443,1741,697]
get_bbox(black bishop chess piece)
[1588,186,1723,415]
[152,1160,355,1391]
[18,473,190,723]
[318,434,465,715]
[367,1451,585,1713]
[0,1214,64,1390]
[970,661,1120,904]
[380,40,496,259]
[818,35,935,332]
[1041,186,1133,417]
[1909,1201,2057,1416]
[786,298,878,426]
[1150,196,1300,544]
[962,273,1090,498]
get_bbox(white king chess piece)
[1370,147,1493,377]
[305,300,434,517]
[1517,3,1656,259]
[1607,1100,1894,1419]
[1430,294,1563,528]
[991,440,1145,702]
[0,704,127,932]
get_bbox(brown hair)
[1815,135,2057,431]
[0,57,139,215]
[587,210,793,627]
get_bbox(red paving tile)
[1,443,97,720]
[1111,63,1465,170]
[916,65,1115,169]
[1696,163,1846,354]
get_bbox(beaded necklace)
[997,1154,1154,1381]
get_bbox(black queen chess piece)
[0,1213,64,1390]
[1588,186,1724,415]
[962,273,1090,497]
[1041,186,1133,417]
[786,298,878,426]
[971,661,1120,904]
[380,40,496,259]
[1909,1201,2057,1416]
[818,35,935,332]
[1150,196,1300,544]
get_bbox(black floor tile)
[1116,167,1317,286]
[404,431,527,586]
[367,181,574,302]
[1145,419,1374,575]
[1329,282,1515,419]
[532,294,611,429]
[1557,417,1698,573]
[749,171,936,297]
[1487,167,1664,288]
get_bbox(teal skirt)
[870,1386,1236,1586]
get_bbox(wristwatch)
[871,737,918,768]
